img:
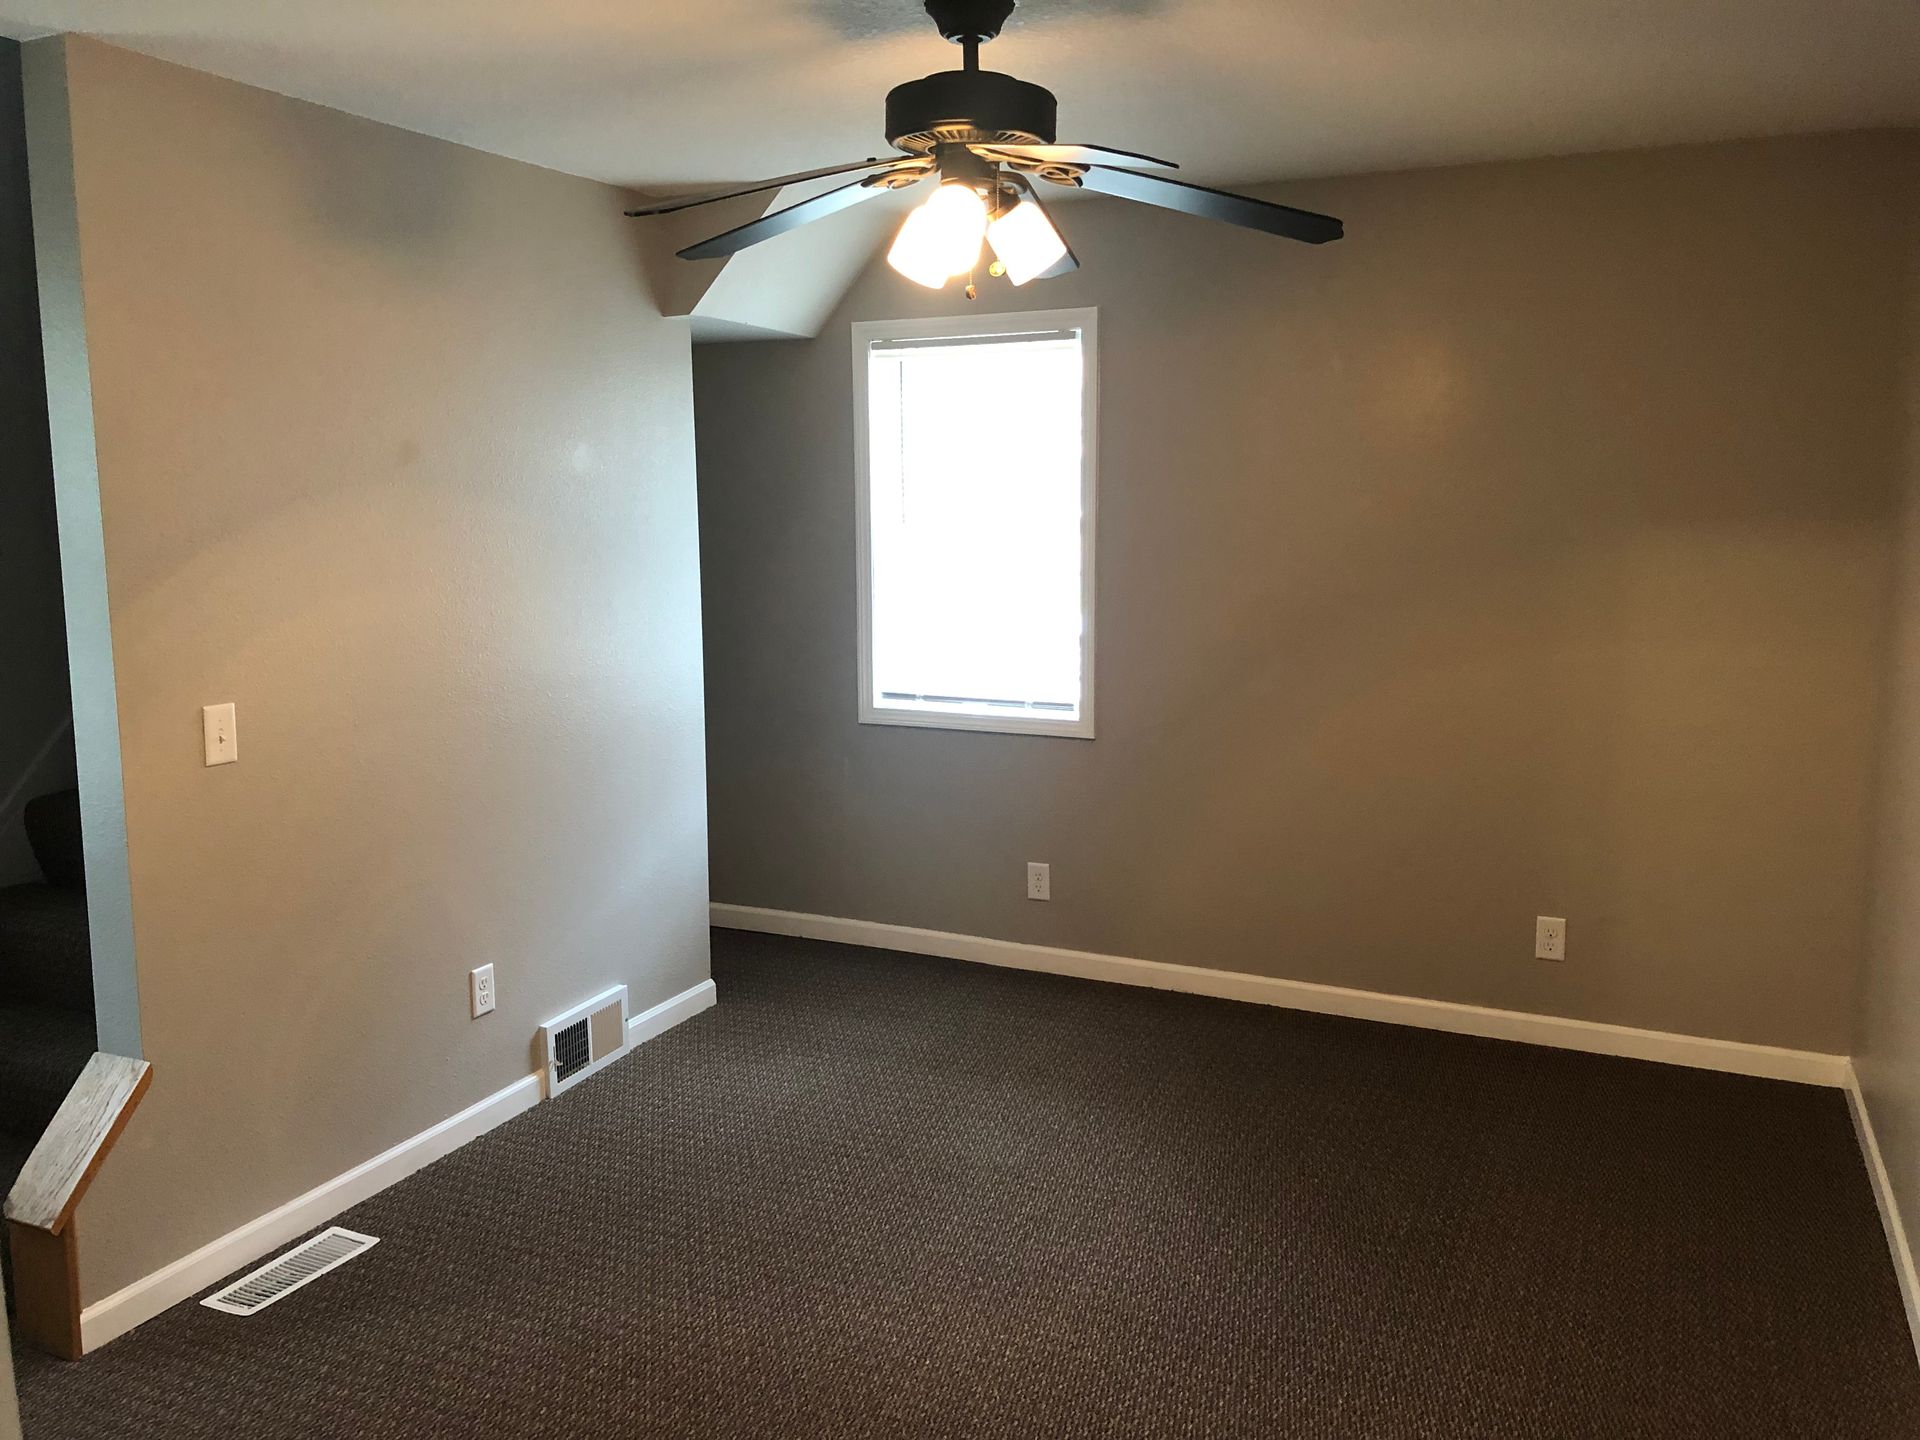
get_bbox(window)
[853,309,1097,738]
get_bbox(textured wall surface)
[47,39,709,1301]
[696,131,1914,1055]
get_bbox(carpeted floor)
[15,930,1920,1437]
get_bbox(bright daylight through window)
[855,310,1096,738]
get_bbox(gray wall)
[47,39,710,1301]
[695,131,1915,1055]
[0,39,73,887]
[1856,143,1920,1336]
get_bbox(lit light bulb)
[887,182,988,289]
[986,198,1068,286]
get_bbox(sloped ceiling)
[637,177,920,340]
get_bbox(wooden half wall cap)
[5,1052,152,1359]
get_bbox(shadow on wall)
[279,104,474,257]
[105,44,672,324]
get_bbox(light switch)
[203,703,237,766]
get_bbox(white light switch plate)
[202,703,237,766]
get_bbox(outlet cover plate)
[470,963,496,1018]
[1535,916,1566,961]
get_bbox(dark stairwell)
[0,789,95,1201]
[0,787,94,1313]
[3,38,95,1304]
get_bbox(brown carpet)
[16,929,1920,1437]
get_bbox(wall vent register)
[539,984,632,1098]
[553,1017,591,1083]
[201,1227,379,1316]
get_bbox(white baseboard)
[79,1073,540,1353]
[711,904,1850,1089]
[629,977,716,1045]
[81,976,716,1353]
[1846,1066,1920,1364]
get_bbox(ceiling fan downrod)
[924,0,1018,71]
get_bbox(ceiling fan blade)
[972,142,1177,170]
[677,173,906,261]
[1076,166,1343,245]
[625,156,920,218]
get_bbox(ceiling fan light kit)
[626,0,1344,292]
[888,179,990,286]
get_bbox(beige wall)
[695,131,1915,1055]
[1856,139,1920,1332]
[43,39,709,1301]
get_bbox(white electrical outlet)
[1027,862,1051,902]
[202,703,238,766]
[469,963,496,1018]
[1535,916,1566,961]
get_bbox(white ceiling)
[2,0,1916,190]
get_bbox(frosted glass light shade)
[887,182,988,289]
[986,198,1068,286]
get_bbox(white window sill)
[858,707,1096,740]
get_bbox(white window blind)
[854,311,1097,737]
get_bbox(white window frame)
[852,307,1099,740]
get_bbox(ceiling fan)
[625,0,1344,294]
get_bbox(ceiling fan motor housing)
[885,69,1058,154]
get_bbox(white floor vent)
[539,984,631,1097]
[200,1227,379,1316]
